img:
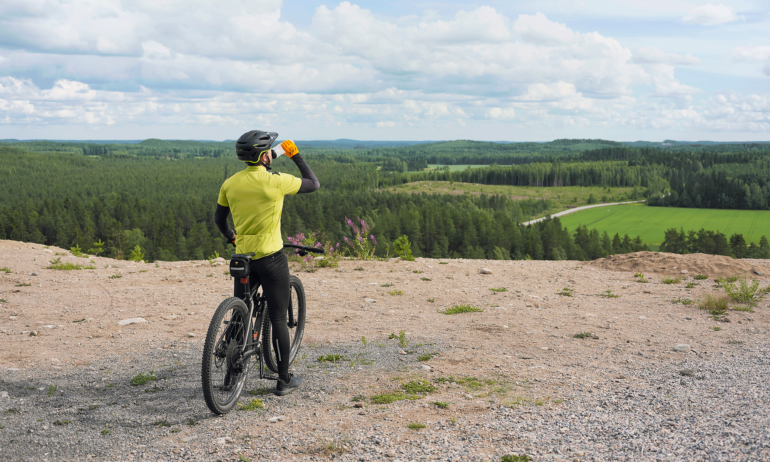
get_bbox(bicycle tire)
[201,297,251,415]
[262,275,306,374]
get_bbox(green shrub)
[407,422,426,430]
[721,276,764,305]
[432,401,449,409]
[662,277,681,284]
[694,274,708,280]
[394,235,415,261]
[556,288,573,296]
[129,245,145,262]
[0,267,11,273]
[318,354,347,363]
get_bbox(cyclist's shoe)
[274,374,302,396]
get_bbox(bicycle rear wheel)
[201,297,251,415]
[262,275,306,374]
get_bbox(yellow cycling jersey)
[217,165,302,259]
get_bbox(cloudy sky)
[0,0,768,141]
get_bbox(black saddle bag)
[229,255,251,279]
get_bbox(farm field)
[388,181,641,217]
[426,164,489,171]
[559,204,770,246]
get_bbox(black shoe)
[274,374,302,396]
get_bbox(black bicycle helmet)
[235,130,279,163]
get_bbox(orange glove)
[280,140,299,158]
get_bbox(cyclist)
[213,130,319,396]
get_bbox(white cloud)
[682,3,737,25]
[513,12,574,45]
[0,2,767,137]
[485,107,516,119]
[731,45,770,77]
[632,46,701,66]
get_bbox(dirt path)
[1,240,768,461]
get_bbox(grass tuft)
[573,332,597,339]
[432,401,449,409]
[0,267,11,273]
[694,274,708,280]
[490,287,508,292]
[46,257,96,271]
[237,399,264,411]
[407,422,426,430]
[501,455,531,462]
[401,380,436,394]
[662,277,681,284]
[318,354,347,363]
[556,287,573,297]
[130,370,156,386]
[440,304,483,315]
[388,290,404,296]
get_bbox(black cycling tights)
[233,250,292,382]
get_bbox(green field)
[559,204,770,246]
[389,181,641,218]
[426,164,489,172]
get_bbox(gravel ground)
[1,339,768,461]
[2,240,770,461]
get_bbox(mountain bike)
[201,243,324,415]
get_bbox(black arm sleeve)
[213,204,235,240]
[291,153,320,194]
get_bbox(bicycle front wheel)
[263,275,306,374]
[201,297,251,415]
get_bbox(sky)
[0,0,768,141]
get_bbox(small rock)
[479,268,493,274]
[673,344,691,353]
[679,378,687,386]
[420,365,432,371]
[30,273,38,276]
[268,416,284,423]
[164,315,180,320]
[680,369,694,377]
[540,347,549,350]
[639,316,647,319]
[0,391,9,399]
[186,333,196,338]
[680,270,688,274]
[353,403,364,408]
[29,330,38,336]
[41,325,56,329]
[753,269,763,276]
[398,350,407,355]
[181,436,196,442]
[364,298,377,303]
[9,316,17,321]
[215,437,233,445]
[118,318,147,326]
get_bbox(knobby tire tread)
[201,297,250,415]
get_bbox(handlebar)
[283,243,325,256]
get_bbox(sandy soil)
[1,239,769,460]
